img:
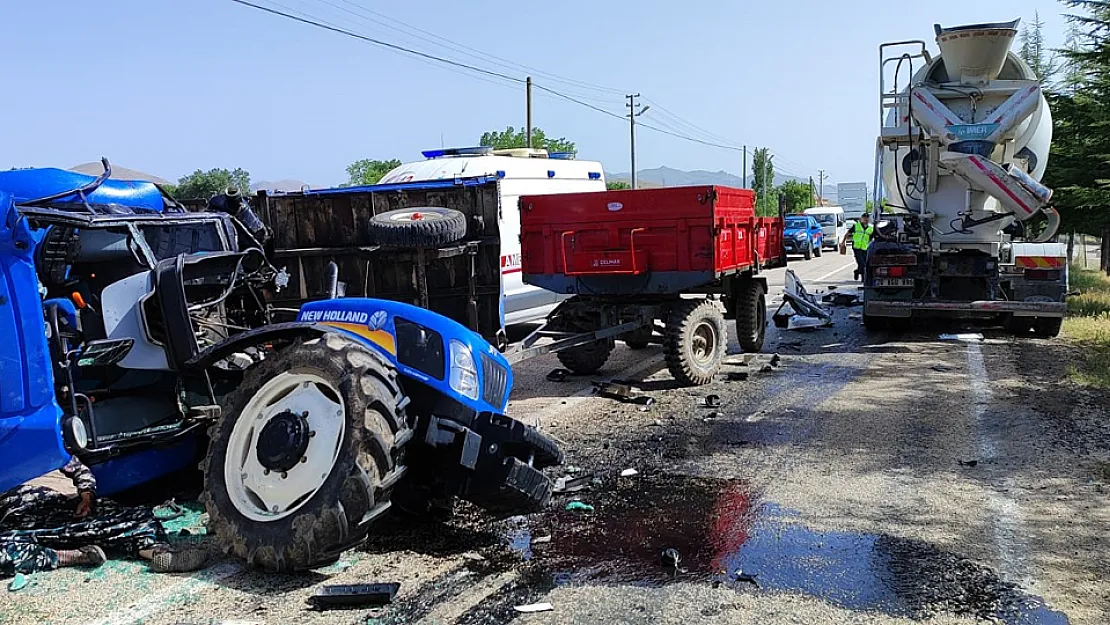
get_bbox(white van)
[379,147,607,326]
[803,206,847,249]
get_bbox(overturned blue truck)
[0,160,560,571]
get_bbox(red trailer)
[508,186,786,386]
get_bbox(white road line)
[966,341,1033,589]
[84,562,243,625]
[811,261,857,284]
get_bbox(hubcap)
[390,209,444,222]
[691,321,718,366]
[224,372,346,522]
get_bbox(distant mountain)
[605,166,818,189]
[251,179,311,192]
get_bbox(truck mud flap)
[865,299,1066,318]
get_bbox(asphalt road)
[5,250,1108,625]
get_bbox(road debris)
[822,291,862,307]
[932,365,955,372]
[593,380,654,405]
[774,270,833,329]
[531,535,552,545]
[734,570,760,586]
[553,474,596,494]
[565,501,595,513]
[704,394,721,408]
[546,368,571,382]
[8,573,28,592]
[620,468,639,477]
[514,602,554,613]
[660,548,681,568]
[958,460,979,467]
[307,583,400,609]
[727,371,750,382]
[940,333,984,341]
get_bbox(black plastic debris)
[554,474,597,494]
[308,583,400,609]
[958,460,979,468]
[769,354,781,367]
[822,292,862,307]
[734,570,760,586]
[547,368,571,382]
[660,548,681,569]
[727,371,750,382]
[704,394,721,408]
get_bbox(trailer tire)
[622,325,654,350]
[556,339,614,375]
[1033,316,1063,338]
[664,299,727,386]
[735,280,767,353]
[202,333,411,572]
[368,207,467,247]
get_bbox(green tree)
[750,147,776,216]
[479,126,576,154]
[777,179,812,214]
[1019,11,1059,82]
[346,159,402,186]
[606,181,631,190]
[174,168,251,200]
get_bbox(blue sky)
[0,0,1071,187]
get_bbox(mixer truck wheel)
[664,299,727,386]
[735,280,767,353]
[368,207,467,247]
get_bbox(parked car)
[783,215,823,259]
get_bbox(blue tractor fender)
[0,192,70,493]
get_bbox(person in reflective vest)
[840,213,873,281]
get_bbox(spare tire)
[368,207,467,247]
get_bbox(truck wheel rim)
[691,321,718,366]
[224,372,346,522]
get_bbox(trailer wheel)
[1033,317,1063,338]
[202,333,411,572]
[664,299,727,386]
[557,339,614,375]
[734,280,767,353]
[368,207,467,247]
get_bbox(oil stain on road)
[509,474,1069,624]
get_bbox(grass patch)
[1065,267,1110,387]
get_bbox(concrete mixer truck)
[864,19,1068,336]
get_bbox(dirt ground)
[3,252,1107,625]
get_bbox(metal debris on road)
[553,475,596,494]
[565,501,595,513]
[822,291,862,307]
[775,270,833,330]
[546,368,571,382]
[307,583,400,608]
[514,602,554,613]
[593,380,654,405]
[940,333,984,341]
[620,468,639,477]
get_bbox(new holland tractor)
[0,161,560,571]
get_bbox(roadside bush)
[1065,267,1110,387]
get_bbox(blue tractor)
[0,161,561,571]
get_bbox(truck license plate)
[873,278,914,287]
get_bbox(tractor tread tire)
[556,339,614,375]
[202,333,411,572]
[368,207,467,248]
[735,280,767,353]
[664,299,727,386]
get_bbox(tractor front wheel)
[202,333,411,572]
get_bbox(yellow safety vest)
[852,223,874,250]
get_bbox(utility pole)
[526,76,533,149]
[817,169,827,204]
[809,176,815,205]
[742,145,747,187]
[626,94,650,189]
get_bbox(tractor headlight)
[64,417,89,452]
[449,339,480,401]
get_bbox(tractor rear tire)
[557,339,614,375]
[202,333,411,572]
[734,280,767,353]
[368,207,467,248]
[664,299,727,386]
